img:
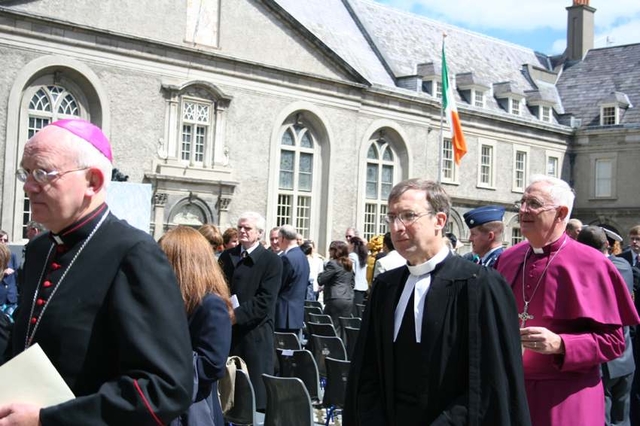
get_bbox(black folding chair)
[344,326,360,360]
[323,357,351,425]
[262,374,314,426]
[304,300,323,309]
[308,313,333,325]
[354,303,366,318]
[224,368,264,425]
[310,334,347,378]
[339,316,361,330]
[274,332,302,351]
[304,306,323,323]
[276,349,321,404]
[306,322,338,338]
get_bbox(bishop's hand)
[520,326,565,355]
[0,403,41,426]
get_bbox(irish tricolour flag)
[442,40,467,164]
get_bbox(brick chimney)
[566,0,595,61]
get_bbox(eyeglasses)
[384,211,431,226]
[630,237,640,242]
[16,167,89,184]
[514,198,559,213]
[0,238,7,243]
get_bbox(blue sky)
[372,0,640,54]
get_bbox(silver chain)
[521,236,568,311]
[25,210,110,349]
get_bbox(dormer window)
[473,90,485,108]
[421,79,443,99]
[540,106,552,122]
[493,82,525,117]
[416,62,443,100]
[601,106,617,125]
[598,92,630,126]
[510,98,521,116]
[456,72,489,110]
[525,87,557,124]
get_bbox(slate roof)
[557,44,640,127]
[273,0,396,87]
[274,0,575,125]
[344,0,564,122]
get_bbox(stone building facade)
[0,0,637,253]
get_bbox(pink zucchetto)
[49,119,113,163]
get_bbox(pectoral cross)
[519,301,534,327]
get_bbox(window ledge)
[589,196,617,201]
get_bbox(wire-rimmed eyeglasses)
[514,198,559,213]
[384,211,431,226]
[16,167,89,184]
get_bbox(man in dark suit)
[344,178,530,426]
[219,212,282,411]
[619,225,640,268]
[579,226,635,426]
[275,224,309,335]
[618,224,640,425]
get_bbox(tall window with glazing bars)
[364,137,395,242]
[24,85,80,238]
[277,123,315,238]
[181,99,210,164]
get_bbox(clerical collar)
[49,203,109,247]
[406,246,449,277]
[530,233,568,256]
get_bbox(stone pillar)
[153,192,168,240]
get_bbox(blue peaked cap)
[463,205,505,229]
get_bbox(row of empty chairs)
[276,349,350,425]
[224,353,350,426]
[225,302,365,425]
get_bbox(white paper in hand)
[230,294,240,309]
[0,343,75,407]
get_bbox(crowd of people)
[0,118,639,426]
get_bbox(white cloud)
[595,18,640,48]
[376,0,640,46]
[550,38,566,55]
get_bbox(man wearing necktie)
[218,212,282,412]
[344,178,530,426]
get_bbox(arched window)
[276,122,316,238]
[27,85,80,137]
[21,85,81,237]
[363,137,396,242]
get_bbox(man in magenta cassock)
[496,175,639,426]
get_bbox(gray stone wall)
[6,0,187,46]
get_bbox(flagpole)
[438,33,446,183]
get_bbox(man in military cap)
[463,205,505,268]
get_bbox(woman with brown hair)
[198,224,224,258]
[318,240,354,335]
[159,226,233,426]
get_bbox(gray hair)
[26,221,46,232]
[529,175,574,222]
[237,211,266,234]
[279,224,298,240]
